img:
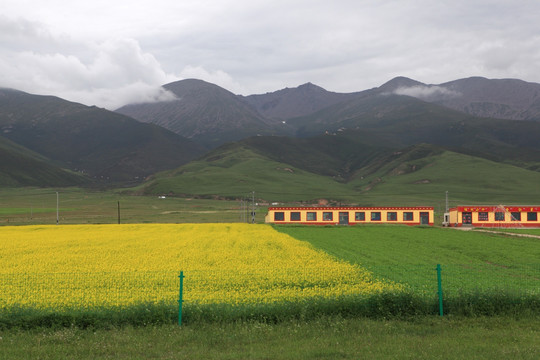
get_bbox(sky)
[2,0,540,109]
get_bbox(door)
[462,212,472,226]
[339,212,349,225]
[420,212,430,225]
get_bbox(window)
[495,212,505,221]
[290,212,301,221]
[511,212,521,221]
[371,212,381,221]
[478,212,488,221]
[527,212,538,221]
[355,212,365,221]
[387,212,397,221]
[274,212,284,221]
[403,212,414,221]
[323,212,333,221]
[306,212,317,221]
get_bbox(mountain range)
[117,76,540,142]
[3,76,540,203]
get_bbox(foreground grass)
[1,316,538,359]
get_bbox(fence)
[1,264,539,322]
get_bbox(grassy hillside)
[139,139,540,206]
[0,136,86,187]
[0,88,204,183]
[140,143,357,202]
[241,135,390,181]
[351,148,540,205]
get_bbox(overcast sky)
[2,0,539,109]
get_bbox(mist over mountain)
[386,76,540,120]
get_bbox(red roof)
[268,206,434,211]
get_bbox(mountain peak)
[243,82,357,120]
[378,77,425,92]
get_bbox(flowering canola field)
[0,224,399,309]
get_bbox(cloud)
[0,17,179,109]
[393,86,462,100]
[3,1,540,106]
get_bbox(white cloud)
[0,22,180,109]
[393,86,462,100]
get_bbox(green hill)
[140,143,357,202]
[0,136,86,186]
[139,139,540,205]
[0,88,204,183]
[349,145,540,205]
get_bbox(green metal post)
[436,264,443,316]
[178,271,184,326]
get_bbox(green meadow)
[276,225,540,305]
[0,187,250,225]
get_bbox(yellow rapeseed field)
[0,224,399,309]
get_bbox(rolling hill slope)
[0,88,205,183]
[139,137,540,205]
[348,144,540,205]
[0,135,87,187]
[139,142,358,202]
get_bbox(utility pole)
[251,191,255,223]
[118,201,121,224]
[56,191,59,225]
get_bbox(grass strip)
[2,290,539,330]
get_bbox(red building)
[447,205,540,227]
[265,206,434,226]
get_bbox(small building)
[265,206,434,226]
[447,205,540,227]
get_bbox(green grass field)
[276,225,540,296]
[0,187,254,225]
